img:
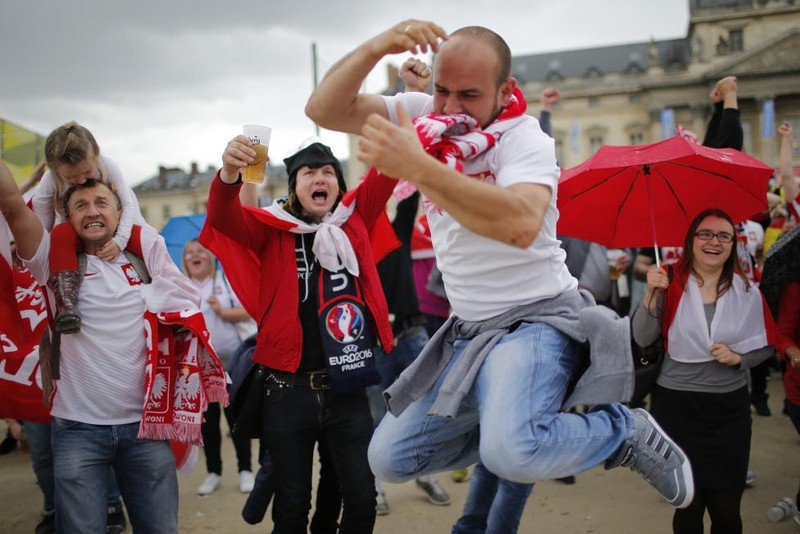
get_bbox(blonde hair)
[181,238,216,280]
[45,121,108,216]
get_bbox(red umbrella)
[557,136,772,257]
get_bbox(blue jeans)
[369,322,634,484]
[451,461,533,534]
[52,418,177,533]
[23,421,56,513]
[367,326,429,427]
[24,421,123,515]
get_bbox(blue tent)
[160,213,206,267]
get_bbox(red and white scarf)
[139,309,228,445]
[391,86,529,199]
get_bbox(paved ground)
[1,378,798,533]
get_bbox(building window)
[162,204,171,221]
[554,138,565,165]
[546,70,564,82]
[741,120,752,154]
[590,135,604,154]
[629,132,645,145]
[588,96,600,108]
[729,29,744,53]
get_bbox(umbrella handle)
[654,245,661,269]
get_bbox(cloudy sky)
[2,0,689,186]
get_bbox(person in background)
[182,238,255,496]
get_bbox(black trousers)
[262,383,376,534]
[201,401,253,474]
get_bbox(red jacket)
[777,281,800,405]
[201,172,395,372]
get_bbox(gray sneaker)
[415,476,451,506]
[606,408,694,509]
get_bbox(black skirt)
[650,384,751,492]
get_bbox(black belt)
[265,369,330,390]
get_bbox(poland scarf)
[668,274,774,363]
[139,308,228,445]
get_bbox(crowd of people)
[1,17,799,534]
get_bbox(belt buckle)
[309,370,329,390]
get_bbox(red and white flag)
[0,251,50,423]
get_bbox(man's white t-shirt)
[383,92,577,321]
[25,234,150,425]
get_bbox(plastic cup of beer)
[607,249,624,281]
[242,124,271,184]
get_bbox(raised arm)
[19,161,45,196]
[778,122,798,207]
[205,136,269,250]
[0,160,44,261]
[358,105,550,248]
[305,20,447,134]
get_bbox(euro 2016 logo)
[325,303,364,343]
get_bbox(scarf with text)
[316,264,380,392]
[139,310,228,445]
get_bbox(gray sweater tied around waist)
[383,288,634,418]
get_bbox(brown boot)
[47,270,82,334]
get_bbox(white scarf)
[264,199,359,276]
[668,274,769,363]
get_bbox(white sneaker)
[197,473,222,495]
[239,470,255,493]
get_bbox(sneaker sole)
[636,409,695,509]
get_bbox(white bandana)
[668,274,769,363]
[264,199,359,276]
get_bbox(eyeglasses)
[694,229,734,243]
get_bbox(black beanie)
[283,142,346,193]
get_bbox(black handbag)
[226,334,265,440]
[630,336,665,406]
[230,362,267,440]
[630,265,673,406]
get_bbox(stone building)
[349,0,799,179]
[133,161,289,229]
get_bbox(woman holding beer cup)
[200,134,397,532]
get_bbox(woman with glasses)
[632,208,778,534]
